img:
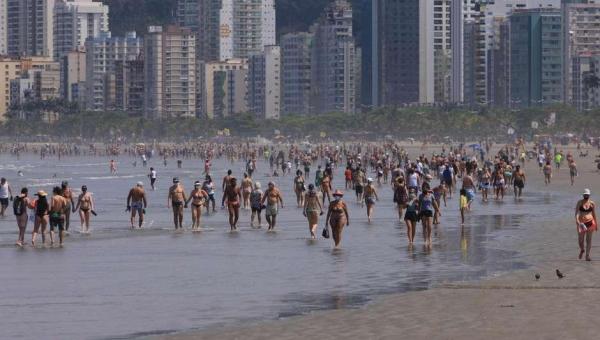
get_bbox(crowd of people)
[0,139,596,257]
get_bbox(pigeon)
[556,269,565,279]
[535,273,540,280]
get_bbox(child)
[459,188,468,225]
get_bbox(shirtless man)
[512,165,526,198]
[127,182,148,229]
[168,178,187,230]
[241,173,253,210]
[110,159,117,174]
[222,177,242,231]
[49,187,68,246]
[221,170,233,208]
[61,181,75,232]
[261,182,284,231]
[74,185,94,233]
[364,178,379,223]
[461,173,476,210]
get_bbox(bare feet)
[579,249,585,260]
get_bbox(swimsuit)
[49,211,65,231]
[131,201,144,214]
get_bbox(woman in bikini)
[575,189,597,261]
[321,173,332,206]
[222,177,242,231]
[294,170,306,208]
[325,190,350,248]
[186,181,208,230]
[481,167,491,202]
[241,173,253,210]
[75,185,94,233]
[303,184,323,239]
[31,191,49,246]
[393,177,409,221]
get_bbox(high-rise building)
[115,59,144,115]
[177,0,199,31]
[463,13,487,106]
[7,0,55,57]
[202,58,248,118]
[53,0,109,61]
[247,45,280,119]
[487,17,511,107]
[372,0,433,107]
[509,8,563,107]
[0,0,7,55]
[144,26,196,119]
[311,0,359,114]
[61,49,86,103]
[177,0,276,61]
[281,32,313,115]
[434,0,452,103]
[85,31,142,111]
[562,1,600,109]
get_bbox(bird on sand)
[556,269,565,279]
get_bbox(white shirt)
[150,170,157,179]
[0,183,9,199]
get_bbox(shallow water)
[0,155,562,339]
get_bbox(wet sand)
[160,145,600,340]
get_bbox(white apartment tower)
[144,26,197,119]
[53,0,109,61]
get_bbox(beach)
[0,143,595,339]
[158,145,600,340]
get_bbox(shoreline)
[154,148,600,340]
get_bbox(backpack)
[13,196,25,216]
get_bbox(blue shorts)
[466,189,475,202]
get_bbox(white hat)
[367,178,373,182]
[583,188,591,196]
[137,181,144,187]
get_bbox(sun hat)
[36,190,47,197]
[583,189,591,196]
[333,190,344,197]
[136,181,144,187]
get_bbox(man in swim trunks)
[221,170,233,208]
[127,182,147,229]
[0,177,12,217]
[461,173,476,209]
[168,177,187,230]
[364,178,379,223]
[512,165,526,198]
[261,182,284,231]
[49,186,68,246]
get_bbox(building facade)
[53,0,109,61]
[115,59,144,115]
[281,32,313,115]
[372,0,433,107]
[311,0,358,114]
[85,31,143,111]
[510,8,563,107]
[7,0,55,57]
[144,26,196,119]
[202,58,248,118]
[247,45,280,119]
[61,49,86,104]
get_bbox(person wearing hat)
[325,190,349,248]
[60,181,75,233]
[250,181,264,228]
[202,175,216,213]
[261,182,284,231]
[364,178,379,223]
[75,185,94,233]
[126,182,147,229]
[185,181,208,230]
[303,183,323,239]
[31,190,49,246]
[576,189,597,261]
[168,177,187,230]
